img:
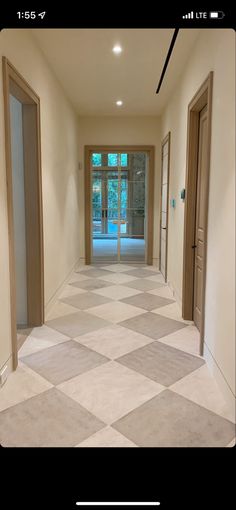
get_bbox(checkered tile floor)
[0,264,235,447]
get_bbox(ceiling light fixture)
[116,100,123,106]
[112,44,122,54]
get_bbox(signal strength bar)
[182,12,194,19]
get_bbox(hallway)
[0,28,235,449]
[0,264,234,447]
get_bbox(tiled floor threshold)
[0,264,235,447]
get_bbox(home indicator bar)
[76,503,161,507]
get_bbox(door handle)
[192,245,197,249]
[162,227,167,230]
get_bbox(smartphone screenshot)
[0,5,235,509]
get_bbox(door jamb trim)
[2,57,44,369]
[182,72,213,355]
[84,145,155,265]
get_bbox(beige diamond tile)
[143,265,160,272]
[88,301,146,323]
[147,286,174,299]
[60,292,111,310]
[76,426,137,447]
[124,268,158,278]
[21,340,109,385]
[170,365,235,423]
[18,325,70,358]
[126,279,163,291]
[23,324,69,341]
[121,293,174,311]
[0,388,105,447]
[58,361,164,424]
[46,311,109,337]
[92,285,142,300]
[80,268,111,278]
[46,301,78,321]
[76,265,95,272]
[113,389,235,447]
[98,272,138,284]
[59,284,87,299]
[146,274,166,284]
[102,264,137,272]
[117,340,204,386]
[17,327,32,339]
[75,325,153,359]
[70,279,112,291]
[120,312,187,340]
[17,329,31,350]
[0,362,52,412]
[152,302,193,324]
[69,273,92,283]
[157,325,200,356]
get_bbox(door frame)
[159,132,171,281]
[85,145,155,265]
[182,72,213,355]
[2,57,44,369]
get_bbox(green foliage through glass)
[92,153,101,166]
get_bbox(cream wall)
[77,116,160,262]
[0,29,80,370]
[161,29,235,410]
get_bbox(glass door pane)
[92,172,102,235]
[120,152,146,262]
[91,151,147,264]
[91,154,118,262]
[107,171,119,235]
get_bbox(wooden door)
[193,106,208,330]
[3,58,44,369]
[160,133,170,281]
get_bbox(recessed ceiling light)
[112,44,122,54]
[116,100,123,106]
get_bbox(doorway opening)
[2,58,44,369]
[182,72,213,355]
[85,146,154,265]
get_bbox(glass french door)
[91,151,147,263]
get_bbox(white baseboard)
[0,355,13,386]
[204,342,236,423]
[45,258,80,316]
[167,280,182,308]
[152,258,159,268]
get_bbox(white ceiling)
[32,28,200,116]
